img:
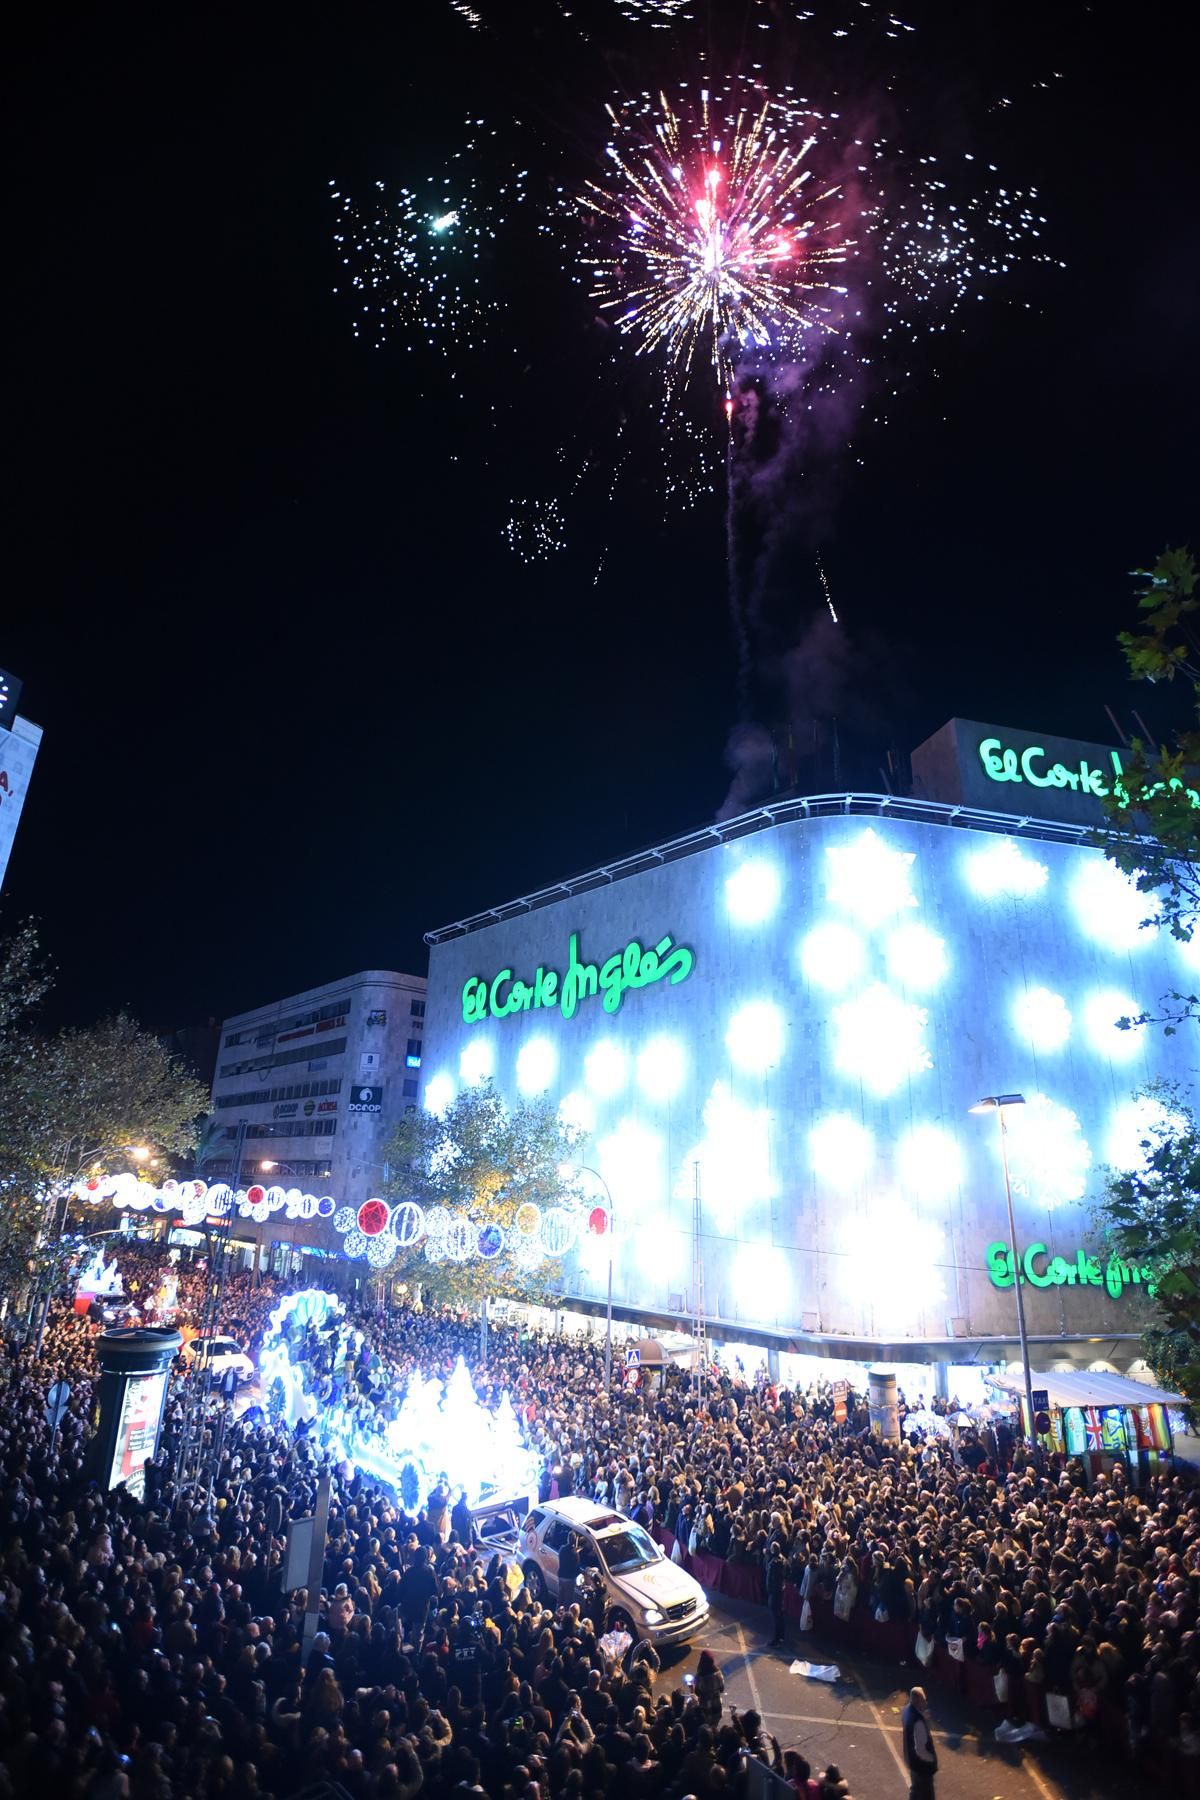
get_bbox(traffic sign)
[1031,1389,1049,1415]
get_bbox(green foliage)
[1100,548,1200,1029]
[1096,1082,1200,1401]
[380,1080,586,1309]
[0,928,210,1301]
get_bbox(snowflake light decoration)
[963,836,1048,900]
[675,1080,777,1224]
[824,828,918,929]
[1011,986,1072,1053]
[832,982,932,1096]
[1003,1092,1092,1210]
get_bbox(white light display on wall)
[808,1113,874,1188]
[596,1118,664,1214]
[558,1090,596,1133]
[636,1034,687,1103]
[724,858,782,925]
[963,836,1048,899]
[584,1038,628,1097]
[459,1038,494,1086]
[725,1000,785,1073]
[1083,989,1146,1062]
[634,1213,686,1280]
[1069,856,1160,949]
[515,1036,557,1096]
[676,1080,776,1224]
[884,922,949,992]
[1105,1094,1185,1174]
[1011,985,1072,1052]
[894,1124,964,1201]
[424,1072,455,1116]
[1003,1091,1092,1209]
[845,1202,946,1331]
[825,827,918,928]
[832,982,932,1096]
[798,922,866,992]
[731,1242,793,1319]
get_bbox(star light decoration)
[1002,1092,1092,1210]
[963,836,1048,900]
[675,1079,777,1225]
[824,828,918,928]
[832,982,932,1096]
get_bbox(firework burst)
[581,89,853,401]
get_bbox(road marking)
[848,1666,910,1791]
[748,1710,904,1733]
[1018,1751,1059,1800]
[734,1622,764,1718]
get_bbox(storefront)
[419,721,1193,1363]
[987,1367,1180,1482]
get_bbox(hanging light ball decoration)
[367,1232,399,1269]
[343,1229,368,1259]
[245,1185,266,1207]
[391,1200,425,1246]
[477,1223,505,1259]
[357,1198,391,1238]
[541,1207,579,1256]
[514,1202,542,1237]
[588,1206,609,1236]
[334,1207,357,1234]
[446,1216,475,1263]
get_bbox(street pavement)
[652,1595,1144,1800]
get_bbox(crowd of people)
[0,1243,1197,1800]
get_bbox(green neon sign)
[978,738,1126,799]
[986,1240,1155,1302]
[462,931,695,1025]
[978,736,1200,809]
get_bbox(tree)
[0,991,210,1302]
[380,1081,586,1310]
[1100,547,1200,1029]
[1097,1082,1200,1402]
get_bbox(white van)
[486,1496,709,1644]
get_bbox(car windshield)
[597,1526,658,1574]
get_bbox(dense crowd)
[0,1245,1197,1799]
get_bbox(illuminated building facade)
[420,720,1195,1362]
[0,666,42,896]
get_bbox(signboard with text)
[348,1085,383,1115]
[106,1368,168,1497]
[911,718,1131,828]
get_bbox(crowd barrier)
[651,1525,1200,1791]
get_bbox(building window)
[402,1078,418,1098]
[406,1037,422,1058]
[410,999,425,1018]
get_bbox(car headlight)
[643,1608,663,1624]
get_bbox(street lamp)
[562,1162,617,1394]
[970,1093,1038,1448]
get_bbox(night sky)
[7,0,1196,1033]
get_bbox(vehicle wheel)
[607,1606,636,1637]
[523,1562,547,1603]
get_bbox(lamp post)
[564,1163,616,1393]
[970,1093,1038,1449]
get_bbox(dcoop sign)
[462,930,695,1025]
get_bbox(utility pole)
[179,1116,247,1499]
[691,1160,708,1408]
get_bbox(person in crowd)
[902,1686,939,1800]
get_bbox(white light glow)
[825,827,918,928]
[635,1212,687,1280]
[884,922,949,991]
[1011,985,1072,1052]
[676,1080,776,1226]
[1083,989,1147,1062]
[1105,1095,1187,1174]
[725,1000,785,1073]
[585,1038,628,1097]
[1002,1091,1092,1209]
[843,1202,946,1332]
[894,1125,964,1202]
[964,836,1048,899]
[596,1118,665,1216]
[730,1243,793,1320]
[808,1113,874,1188]
[515,1036,557,1096]
[798,921,867,992]
[558,1089,596,1134]
[724,858,782,925]
[832,982,932,1096]
[1070,856,1160,949]
[423,1072,455,1117]
[637,1034,687,1103]
[459,1038,494,1086]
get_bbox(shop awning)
[989,1368,1185,1410]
